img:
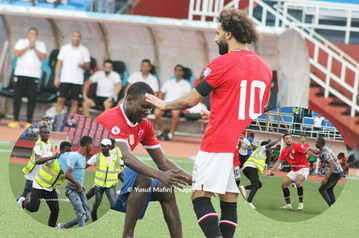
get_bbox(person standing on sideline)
[82,59,122,117]
[308,138,344,206]
[56,136,94,229]
[312,114,326,137]
[18,141,72,227]
[8,28,46,128]
[17,125,52,201]
[239,134,252,167]
[86,138,121,222]
[266,134,319,211]
[155,64,192,141]
[146,8,272,238]
[55,31,90,114]
[239,136,282,209]
[246,132,255,160]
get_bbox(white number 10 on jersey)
[238,80,267,120]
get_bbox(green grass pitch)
[1,140,359,237]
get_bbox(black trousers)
[24,187,59,227]
[243,167,262,203]
[319,172,343,206]
[13,76,38,122]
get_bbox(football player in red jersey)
[266,134,319,211]
[146,8,272,238]
[96,82,191,238]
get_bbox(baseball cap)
[100,138,111,146]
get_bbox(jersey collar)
[120,103,138,127]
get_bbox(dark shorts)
[90,95,113,108]
[111,167,160,220]
[57,83,83,101]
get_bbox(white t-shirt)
[239,138,251,156]
[161,79,192,102]
[25,141,52,181]
[57,43,90,85]
[14,38,46,79]
[313,117,324,128]
[128,71,159,92]
[90,71,121,97]
[243,145,267,170]
[32,151,54,192]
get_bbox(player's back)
[201,50,272,153]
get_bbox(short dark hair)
[141,59,151,66]
[261,141,269,146]
[60,141,72,151]
[174,64,184,71]
[301,134,306,138]
[104,59,114,67]
[110,138,116,147]
[28,28,38,33]
[250,132,254,138]
[40,125,49,131]
[317,137,326,146]
[80,136,93,147]
[283,133,291,139]
[338,152,345,158]
[127,82,154,100]
[217,8,259,44]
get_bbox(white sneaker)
[239,186,247,200]
[56,223,66,229]
[17,196,26,208]
[167,133,173,140]
[247,202,256,209]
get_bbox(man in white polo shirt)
[54,31,90,114]
[82,59,122,117]
[119,59,159,104]
[154,64,191,140]
[8,28,46,128]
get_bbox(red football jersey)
[200,50,272,153]
[278,142,309,172]
[301,143,310,148]
[95,104,160,151]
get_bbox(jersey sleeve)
[87,154,97,165]
[57,46,65,61]
[141,120,160,149]
[127,72,137,84]
[83,47,91,63]
[296,143,308,154]
[36,41,47,54]
[278,150,286,161]
[202,58,225,89]
[113,72,121,83]
[95,109,128,143]
[14,39,26,50]
[160,80,169,93]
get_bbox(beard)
[218,40,229,55]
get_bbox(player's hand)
[201,109,210,123]
[29,39,36,48]
[77,186,83,194]
[54,77,60,87]
[265,172,271,179]
[160,169,189,189]
[54,152,60,158]
[78,63,84,68]
[145,93,166,110]
[320,177,328,185]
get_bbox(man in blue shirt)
[56,136,94,228]
[246,132,255,160]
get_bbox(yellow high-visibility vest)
[22,139,52,174]
[243,146,266,174]
[94,153,120,188]
[35,157,66,189]
[112,147,124,173]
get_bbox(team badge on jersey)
[201,67,211,79]
[129,134,135,145]
[292,149,295,153]
[112,126,120,135]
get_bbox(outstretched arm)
[265,135,282,150]
[266,159,282,178]
[145,88,204,110]
[118,142,189,188]
[35,152,60,164]
[147,147,192,185]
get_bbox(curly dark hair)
[217,8,259,44]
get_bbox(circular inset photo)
[238,106,348,222]
[9,113,123,228]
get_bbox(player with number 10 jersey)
[201,49,272,153]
